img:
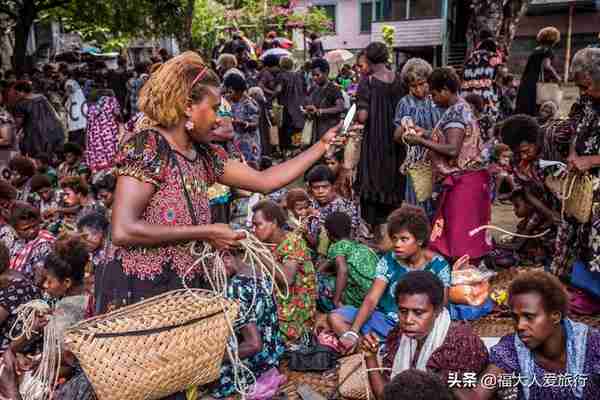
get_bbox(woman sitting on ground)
[9,202,56,285]
[455,271,600,400]
[498,114,558,266]
[204,251,285,398]
[252,200,316,347]
[328,205,456,351]
[0,242,40,353]
[363,271,489,400]
[317,211,377,312]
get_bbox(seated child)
[324,149,353,200]
[317,211,377,312]
[509,189,553,263]
[305,165,359,254]
[285,187,312,230]
[488,143,514,202]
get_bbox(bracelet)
[341,330,360,342]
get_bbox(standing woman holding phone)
[106,52,340,399]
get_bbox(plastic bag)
[247,368,287,400]
[449,268,495,306]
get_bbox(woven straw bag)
[272,101,284,128]
[269,124,280,146]
[64,289,239,400]
[338,353,373,400]
[301,120,314,146]
[545,172,594,223]
[343,132,363,170]
[407,161,433,202]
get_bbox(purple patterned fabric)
[85,96,120,172]
[489,328,600,399]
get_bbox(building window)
[317,4,337,33]
[382,0,442,21]
[360,2,373,33]
[360,1,383,33]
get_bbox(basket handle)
[72,307,232,339]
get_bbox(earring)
[185,119,194,131]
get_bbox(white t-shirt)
[65,79,87,132]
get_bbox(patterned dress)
[552,101,600,276]
[461,49,501,125]
[0,277,41,352]
[85,96,121,172]
[98,129,228,312]
[230,95,261,166]
[318,239,378,311]
[271,233,317,346]
[207,275,285,398]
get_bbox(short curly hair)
[30,174,52,193]
[0,179,17,202]
[387,205,430,246]
[509,271,569,318]
[383,369,453,400]
[400,58,433,86]
[9,201,40,226]
[285,188,310,211]
[498,114,541,153]
[60,176,89,197]
[46,236,89,285]
[252,200,287,228]
[394,271,445,311]
[280,56,295,72]
[536,26,561,46]
[324,211,352,240]
[8,156,35,178]
[428,67,461,94]
[138,51,220,128]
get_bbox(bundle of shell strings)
[185,230,289,396]
[7,300,60,400]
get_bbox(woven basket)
[338,353,373,400]
[407,161,433,202]
[64,289,239,400]
[545,172,594,223]
[279,361,338,400]
[343,133,362,170]
[471,317,514,337]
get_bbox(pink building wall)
[294,0,372,51]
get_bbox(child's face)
[79,227,105,253]
[292,200,310,219]
[512,197,531,219]
[37,187,54,202]
[499,151,512,166]
[325,157,341,176]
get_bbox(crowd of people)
[0,25,598,400]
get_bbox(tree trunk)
[12,2,37,73]
[181,0,195,50]
[466,0,528,58]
